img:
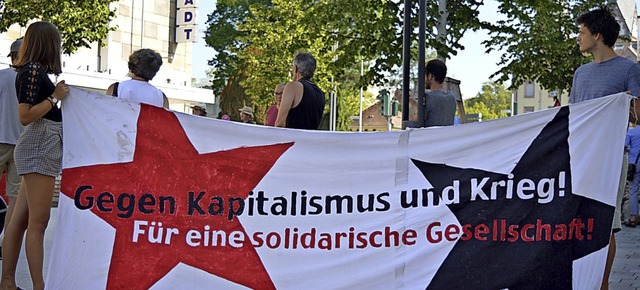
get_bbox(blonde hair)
[14,21,62,75]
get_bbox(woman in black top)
[0,21,69,290]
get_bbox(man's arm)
[275,81,303,127]
[162,92,169,109]
[631,98,640,124]
[627,64,640,124]
[106,82,117,96]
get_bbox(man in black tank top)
[275,52,326,130]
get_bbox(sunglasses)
[274,92,283,96]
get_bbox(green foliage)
[207,0,602,129]
[483,0,605,92]
[204,0,271,97]
[425,0,484,59]
[0,0,117,54]
[465,82,511,120]
[235,0,404,130]
[218,66,250,121]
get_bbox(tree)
[218,65,250,122]
[465,82,511,120]
[0,0,118,54]
[235,0,405,130]
[483,0,604,93]
[426,0,484,59]
[204,0,271,97]
[204,0,489,130]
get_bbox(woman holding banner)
[0,21,69,290]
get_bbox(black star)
[414,107,613,290]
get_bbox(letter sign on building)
[177,0,199,43]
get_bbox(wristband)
[47,97,58,107]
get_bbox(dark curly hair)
[128,49,162,81]
[577,6,620,48]
[426,59,447,83]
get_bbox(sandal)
[625,220,637,227]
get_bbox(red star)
[61,105,292,289]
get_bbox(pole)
[401,0,411,128]
[141,0,145,47]
[331,41,338,131]
[359,58,363,132]
[510,91,514,117]
[330,77,335,131]
[417,0,426,126]
[333,83,337,131]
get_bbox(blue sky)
[191,1,216,80]
[193,1,640,99]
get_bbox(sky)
[192,1,640,99]
[192,1,216,80]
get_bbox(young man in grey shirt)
[570,7,640,289]
[424,59,456,127]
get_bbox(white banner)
[47,88,629,289]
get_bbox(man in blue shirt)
[570,7,640,289]
[624,126,640,228]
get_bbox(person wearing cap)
[239,106,255,124]
[191,103,207,117]
[265,83,284,126]
[0,39,24,252]
[275,51,325,130]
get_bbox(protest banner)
[47,88,629,289]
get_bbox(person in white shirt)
[106,49,168,108]
[0,39,24,253]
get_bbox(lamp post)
[359,58,363,132]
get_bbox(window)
[614,44,623,51]
[524,82,534,98]
[524,106,535,113]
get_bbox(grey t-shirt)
[425,90,456,127]
[570,56,640,103]
[0,67,23,145]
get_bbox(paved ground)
[610,225,640,290]
[1,208,57,290]
[2,208,639,289]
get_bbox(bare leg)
[0,180,28,290]
[23,174,54,290]
[601,233,616,290]
[2,153,21,238]
[2,196,17,237]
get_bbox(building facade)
[0,0,214,114]
[514,83,567,114]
